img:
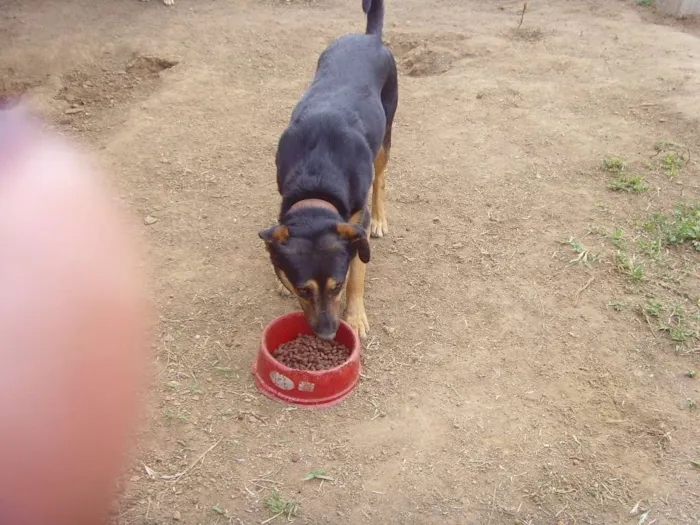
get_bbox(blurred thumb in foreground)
[0,108,152,525]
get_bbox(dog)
[259,0,398,341]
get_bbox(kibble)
[273,334,351,370]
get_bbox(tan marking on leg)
[344,252,369,339]
[349,209,364,226]
[276,281,294,298]
[371,145,389,238]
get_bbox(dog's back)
[276,0,397,213]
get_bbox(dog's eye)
[330,283,343,295]
[297,287,313,299]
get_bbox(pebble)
[173,510,181,521]
[291,452,301,463]
[144,215,158,225]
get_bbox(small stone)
[432,217,440,223]
[291,452,301,463]
[173,510,181,521]
[64,107,85,115]
[216,391,225,399]
[144,215,158,225]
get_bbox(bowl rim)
[260,312,361,376]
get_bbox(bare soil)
[2,0,700,523]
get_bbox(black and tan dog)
[259,0,398,340]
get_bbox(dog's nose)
[314,328,338,341]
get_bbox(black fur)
[259,0,398,339]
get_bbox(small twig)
[573,276,595,305]
[163,438,224,483]
[261,511,284,525]
[517,2,528,29]
[642,311,659,340]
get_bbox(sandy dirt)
[2,0,700,523]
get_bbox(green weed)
[602,156,626,173]
[303,469,335,482]
[562,236,598,265]
[637,238,662,259]
[263,489,300,523]
[164,410,189,422]
[615,251,644,283]
[661,153,684,177]
[644,204,700,250]
[609,174,648,193]
[610,228,626,250]
[645,299,663,317]
[607,300,624,312]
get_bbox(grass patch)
[636,0,652,5]
[609,228,626,250]
[662,307,697,343]
[645,298,663,317]
[562,236,598,266]
[303,469,335,481]
[653,139,688,177]
[263,489,300,523]
[643,204,700,251]
[602,156,626,174]
[661,153,684,177]
[609,174,648,193]
[636,238,662,259]
[615,251,644,283]
[164,410,189,422]
[607,300,625,312]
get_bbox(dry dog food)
[273,334,350,370]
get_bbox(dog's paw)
[163,0,174,5]
[370,216,388,238]
[276,282,294,299]
[345,307,370,339]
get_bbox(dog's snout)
[314,328,338,341]
[312,312,339,341]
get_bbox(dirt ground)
[2,0,700,523]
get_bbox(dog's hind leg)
[371,61,398,239]
[370,143,389,238]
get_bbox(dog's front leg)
[344,251,369,339]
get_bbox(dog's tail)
[362,0,384,38]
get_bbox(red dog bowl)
[252,312,361,408]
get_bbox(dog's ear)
[258,225,290,245]
[336,223,370,264]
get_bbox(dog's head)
[259,211,369,340]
